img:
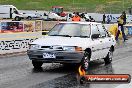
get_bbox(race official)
[72,12,81,21]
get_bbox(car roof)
[59,22,101,25]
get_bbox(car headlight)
[63,46,82,51]
[29,44,40,49]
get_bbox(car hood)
[31,36,91,47]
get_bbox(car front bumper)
[27,50,84,63]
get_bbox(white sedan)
[27,22,116,70]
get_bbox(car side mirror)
[91,34,100,39]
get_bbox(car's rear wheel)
[104,49,113,64]
[32,60,43,68]
[81,52,90,71]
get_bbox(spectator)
[122,11,126,24]
[102,14,106,23]
[107,15,111,24]
[72,12,81,21]
[115,15,128,42]
[110,15,112,20]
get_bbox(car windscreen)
[48,23,91,37]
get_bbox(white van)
[0,5,37,20]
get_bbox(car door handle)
[100,41,102,42]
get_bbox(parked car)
[0,5,38,21]
[27,22,116,70]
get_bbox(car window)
[48,23,64,35]
[59,24,80,35]
[13,8,18,14]
[102,25,111,37]
[48,23,91,37]
[91,24,100,35]
[80,25,91,37]
[97,24,106,37]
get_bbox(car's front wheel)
[104,49,113,64]
[81,52,90,71]
[32,60,43,68]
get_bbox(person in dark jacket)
[107,15,111,24]
[122,11,126,24]
[102,14,106,23]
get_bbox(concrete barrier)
[0,31,44,55]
